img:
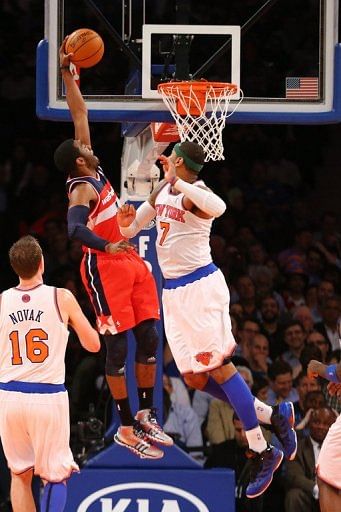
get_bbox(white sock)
[254,398,273,425]
[245,425,267,453]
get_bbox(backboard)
[37,0,341,124]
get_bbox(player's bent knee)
[210,361,236,383]
[134,320,159,364]
[11,468,33,484]
[183,373,209,390]
[103,332,128,376]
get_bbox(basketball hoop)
[158,80,243,161]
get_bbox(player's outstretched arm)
[59,36,91,147]
[57,288,100,352]
[159,155,226,218]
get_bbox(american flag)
[285,77,319,99]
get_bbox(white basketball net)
[158,81,243,161]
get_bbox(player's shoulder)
[67,179,99,204]
[67,177,94,192]
[56,287,76,304]
[0,288,12,300]
[149,179,168,207]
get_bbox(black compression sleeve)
[67,205,109,251]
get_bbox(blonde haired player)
[0,235,100,512]
[117,142,298,499]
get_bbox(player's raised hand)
[59,36,73,68]
[117,203,136,227]
[159,155,177,184]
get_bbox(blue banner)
[66,468,235,512]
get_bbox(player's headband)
[174,143,203,173]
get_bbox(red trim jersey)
[66,167,160,334]
[66,167,123,254]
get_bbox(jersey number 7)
[159,221,170,246]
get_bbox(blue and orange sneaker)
[246,444,284,499]
[271,401,297,460]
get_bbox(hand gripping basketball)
[59,36,73,69]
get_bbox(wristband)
[60,66,70,70]
[325,364,340,383]
[169,176,178,186]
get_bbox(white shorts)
[317,413,341,490]
[162,268,236,374]
[0,390,79,482]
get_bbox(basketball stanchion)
[158,80,244,161]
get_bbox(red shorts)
[80,249,160,334]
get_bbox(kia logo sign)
[77,482,209,511]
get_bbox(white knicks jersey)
[0,285,69,384]
[155,180,213,278]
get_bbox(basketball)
[65,29,104,68]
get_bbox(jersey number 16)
[9,328,49,365]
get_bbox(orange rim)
[158,80,238,116]
[158,80,238,95]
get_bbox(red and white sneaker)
[135,408,174,446]
[114,422,164,459]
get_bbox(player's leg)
[103,332,134,426]
[134,319,158,412]
[0,394,37,511]
[318,477,341,512]
[104,333,163,459]
[133,319,173,446]
[27,390,78,511]
[210,362,283,499]
[209,363,283,498]
[185,372,296,460]
[10,469,35,512]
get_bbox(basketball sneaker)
[271,401,297,460]
[135,407,174,446]
[114,421,164,459]
[246,444,284,499]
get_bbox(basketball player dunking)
[54,37,172,459]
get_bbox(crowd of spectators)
[0,1,341,511]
